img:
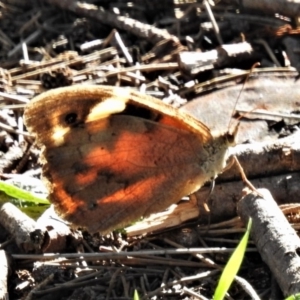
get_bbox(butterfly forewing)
[24,85,232,233]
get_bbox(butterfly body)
[24,85,235,233]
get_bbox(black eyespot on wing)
[88,202,97,210]
[65,113,78,125]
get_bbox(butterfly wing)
[24,86,225,233]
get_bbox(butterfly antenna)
[228,62,261,132]
[226,62,264,197]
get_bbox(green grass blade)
[133,290,140,300]
[286,294,300,300]
[213,218,252,300]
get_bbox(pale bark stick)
[242,0,300,18]
[0,250,8,300]
[237,189,300,296]
[44,0,180,45]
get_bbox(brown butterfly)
[24,85,237,233]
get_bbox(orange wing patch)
[24,85,234,233]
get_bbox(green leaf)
[0,180,49,204]
[0,180,50,219]
[285,294,300,300]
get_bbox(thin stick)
[232,155,263,197]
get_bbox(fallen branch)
[221,130,300,181]
[237,189,300,296]
[0,250,8,300]
[178,42,253,75]
[44,0,181,45]
[242,0,300,18]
